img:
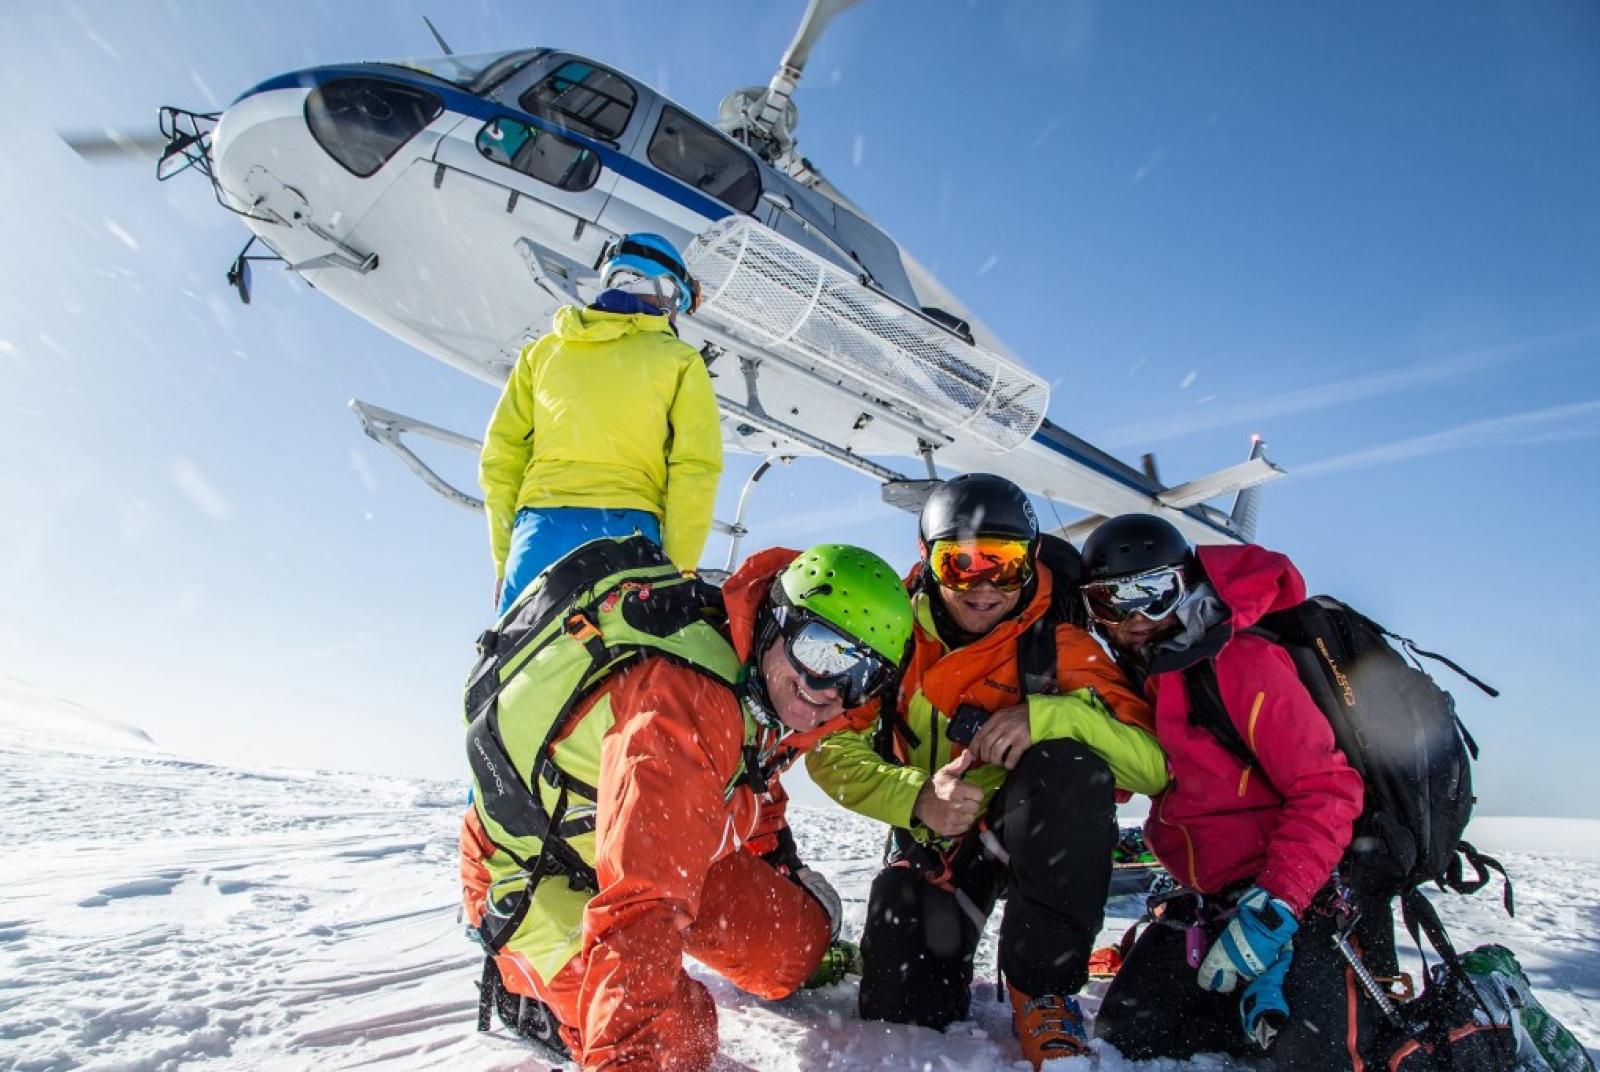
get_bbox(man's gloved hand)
[1239,948,1293,1050]
[794,866,842,942]
[1198,885,1298,993]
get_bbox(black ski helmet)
[918,473,1039,549]
[1081,514,1189,580]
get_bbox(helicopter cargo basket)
[685,217,1050,453]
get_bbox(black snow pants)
[1094,893,1396,1069]
[857,738,1117,1030]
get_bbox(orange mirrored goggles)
[927,537,1035,592]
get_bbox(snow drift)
[0,685,1594,1070]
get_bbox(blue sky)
[2,1,1597,816]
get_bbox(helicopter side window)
[305,78,444,178]
[518,60,636,142]
[475,118,600,192]
[647,106,760,214]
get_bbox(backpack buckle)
[564,612,601,643]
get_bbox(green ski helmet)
[752,544,914,711]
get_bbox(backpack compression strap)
[1181,660,1255,770]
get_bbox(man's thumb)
[942,750,976,777]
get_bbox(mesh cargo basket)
[685,217,1049,452]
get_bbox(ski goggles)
[603,268,700,314]
[926,537,1035,592]
[599,238,702,313]
[775,606,894,709]
[1080,565,1187,625]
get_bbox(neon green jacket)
[479,306,723,575]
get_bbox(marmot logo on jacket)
[982,678,1020,696]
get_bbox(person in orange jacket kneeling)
[460,539,914,1071]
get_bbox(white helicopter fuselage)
[199,47,1277,546]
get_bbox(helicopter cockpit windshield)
[380,49,542,96]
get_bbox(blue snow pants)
[497,506,663,616]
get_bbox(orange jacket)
[564,547,852,1068]
[808,568,1165,833]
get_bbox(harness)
[463,536,772,952]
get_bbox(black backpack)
[1183,596,1511,912]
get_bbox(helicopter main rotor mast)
[717,0,863,173]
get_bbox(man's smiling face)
[936,579,1023,636]
[758,635,846,733]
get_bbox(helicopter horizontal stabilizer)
[1155,453,1284,510]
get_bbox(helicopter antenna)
[422,15,454,56]
[717,0,862,168]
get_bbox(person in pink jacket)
[1081,514,1385,1070]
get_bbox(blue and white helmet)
[599,232,699,314]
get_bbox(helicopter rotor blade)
[780,0,864,78]
[59,127,168,163]
[422,15,454,56]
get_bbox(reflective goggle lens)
[927,537,1034,592]
[1081,566,1186,624]
[782,614,890,707]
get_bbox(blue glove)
[1197,885,1298,993]
[1239,947,1293,1049]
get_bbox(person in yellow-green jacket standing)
[480,233,723,616]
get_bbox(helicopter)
[70,0,1282,567]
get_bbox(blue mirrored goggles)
[1081,566,1186,625]
[774,607,893,708]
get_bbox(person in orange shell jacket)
[806,475,1168,1069]
[461,544,915,1071]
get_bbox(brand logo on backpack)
[474,736,508,799]
[1314,637,1357,708]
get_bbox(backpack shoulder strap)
[1017,611,1060,697]
[1182,658,1256,769]
[1018,534,1088,696]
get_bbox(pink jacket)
[1143,545,1364,914]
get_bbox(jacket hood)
[552,303,672,344]
[721,547,801,662]
[1194,544,1307,631]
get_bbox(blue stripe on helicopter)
[236,65,735,223]
[1026,428,1243,542]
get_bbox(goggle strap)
[615,239,690,285]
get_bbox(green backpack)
[464,535,742,920]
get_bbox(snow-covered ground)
[1,679,1595,1071]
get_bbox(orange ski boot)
[1007,982,1092,1067]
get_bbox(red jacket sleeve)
[578,660,744,1069]
[1216,634,1364,914]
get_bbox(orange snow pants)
[507,846,828,1070]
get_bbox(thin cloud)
[169,458,230,522]
[1095,326,1600,450]
[1030,116,1063,154]
[1290,399,1600,481]
[1134,148,1166,183]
